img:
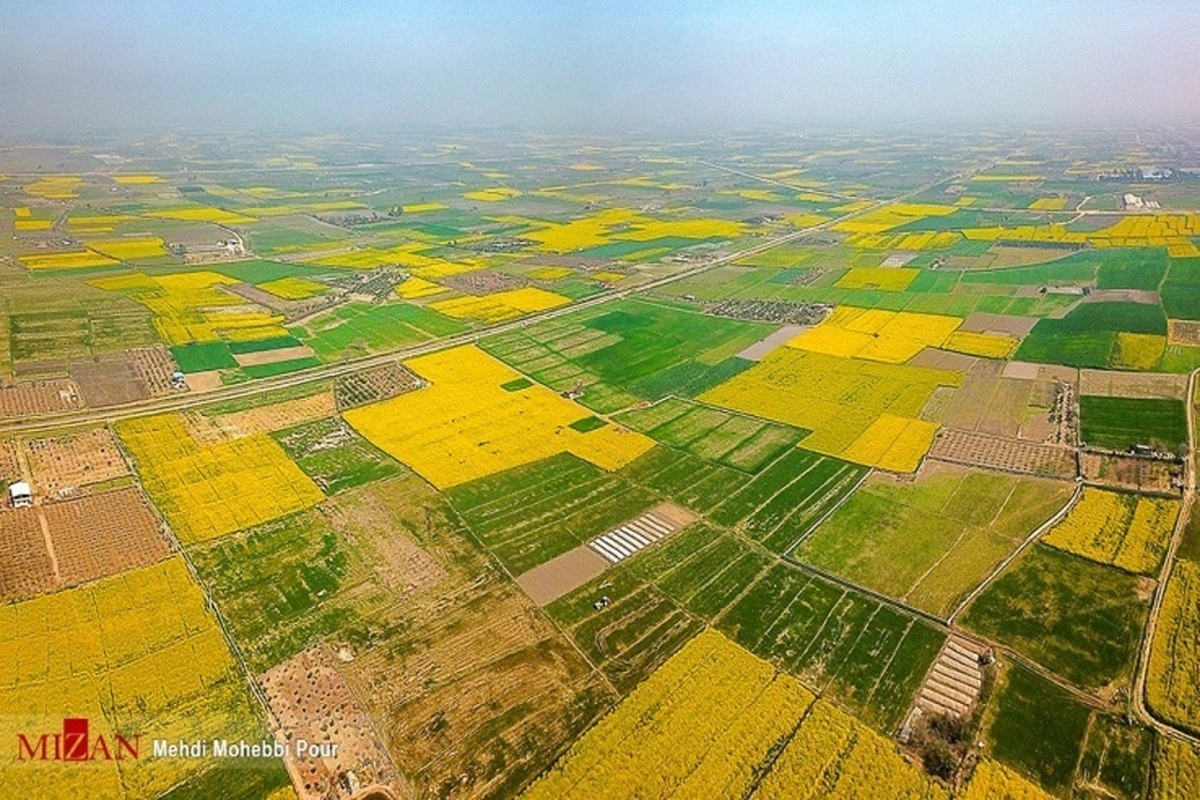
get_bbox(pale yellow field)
[1041,488,1178,574]
[0,556,262,800]
[591,271,625,282]
[513,207,746,253]
[257,276,326,300]
[834,267,919,291]
[844,231,960,250]
[464,187,522,202]
[971,174,1047,182]
[112,174,162,184]
[943,331,1020,359]
[523,629,817,800]
[1112,332,1166,370]
[14,219,53,231]
[841,414,940,473]
[25,175,82,199]
[786,306,961,364]
[1029,197,1066,210]
[700,348,960,470]
[429,287,570,322]
[401,202,447,213]
[20,250,121,270]
[145,206,257,224]
[1148,560,1200,734]
[117,414,323,542]
[959,759,1052,800]
[343,345,653,488]
[527,267,573,281]
[91,271,286,345]
[86,236,168,260]
[832,202,957,234]
[395,276,447,299]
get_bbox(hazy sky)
[4,1,1199,134]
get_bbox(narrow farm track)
[0,170,969,437]
[1131,367,1200,746]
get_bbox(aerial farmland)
[2,124,1198,800]
[3,2,1200,798]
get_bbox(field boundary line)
[782,467,872,557]
[946,481,1083,625]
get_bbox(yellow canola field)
[257,276,326,300]
[844,231,960,250]
[527,267,573,281]
[91,271,286,345]
[464,187,522,202]
[395,276,447,299]
[1041,488,1178,574]
[753,700,947,800]
[0,557,260,800]
[112,174,162,184]
[971,174,1047,182]
[959,759,1052,800]
[786,306,962,364]
[401,202,446,213]
[700,349,960,470]
[1148,560,1200,732]
[25,175,82,199]
[343,345,653,489]
[14,219,53,231]
[145,206,257,224]
[834,267,919,291]
[309,243,478,276]
[19,250,121,270]
[14,206,31,217]
[516,207,746,253]
[116,414,324,542]
[1029,197,1067,210]
[86,236,168,260]
[842,414,940,473]
[430,287,570,323]
[833,202,957,234]
[1112,332,1166,370]
[943,331,1020,359]
[1152,737,1200,800]
[523,629,817,800]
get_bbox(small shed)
[8,481,33,508]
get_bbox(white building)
[8,481,33,508]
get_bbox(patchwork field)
[548,523,946,730]
[343,345,654,489]
[700,348,961,471]
[795,463,1073,616]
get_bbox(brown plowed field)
[28,428,129,497]
[43,487,171,587]
[0,507,55,602]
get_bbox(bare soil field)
[960,312,1039,338]
[0,439,19,481]
[0,377,83,417]
[1080,451,1181,495]
[335,363,422,411]
[517,545,611,606]
[28,428,129,497]
[260,645,409,800]
[233,345,319,367]
[441,271,525,295]
[44,486,171,587]
[184,392,337,442]
[1084,289,1160,305]
[1079,368,1187,400]
[129,345,185,397]
[72,355,150,407]
[0,507,55,602]
[929,429,1077,479]
[184,370,224,392]
[935,375,1034,438]
[909,348,980,372]
[1168,319,1200,346]
[1001,361,1042,380]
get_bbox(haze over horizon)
[4,0,1199,136]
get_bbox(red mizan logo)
[17,718,140,762]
